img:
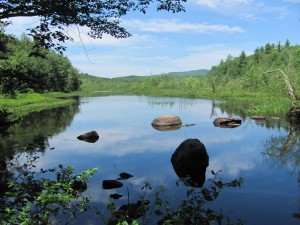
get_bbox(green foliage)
[207,41,300,100]
[0,30,81,96]
[1,152,97,224]
[0,92,78,118]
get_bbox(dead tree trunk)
[263,68,296,109]
[264,68,300,127]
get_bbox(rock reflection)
[151,124,182,131]
[171,139,209,187]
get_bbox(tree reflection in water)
[262,122,300,221]
[0,99,80,158]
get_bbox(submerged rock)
[251,115,266,120]
[110,193,123,199]
[213,117,241,128]
[109,200,150,223]
[117,172,133,180]
[77,130,99,143]
[102,180,123,189]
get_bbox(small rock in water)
[251,115,266,120]
[102,180,123,189]
[110,193,123,199]
[213,118,241,128]
[118,172,133,180]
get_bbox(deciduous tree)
[0,0,186,52]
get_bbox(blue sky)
[5,0,300,77]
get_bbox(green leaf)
[5,208,11,213]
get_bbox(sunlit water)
[2,95,300,224]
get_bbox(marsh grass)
[0,92,76,118]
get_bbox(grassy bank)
[0,92,78,118]
[129,87,292,116]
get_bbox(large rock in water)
[151,115,182,131]
[213,117,241,128]
[77,131,99,143]
[171,139,209,187]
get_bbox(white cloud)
[209,156,255,177]
[284,0,300,3]
[191,0,291,20]
[190,0,218,8]
[192,0,251,8]
[124,19,245,33]
[167,45,241,71]
[3,17,39,36]
[65,44,245,77]
[65,25,155,47]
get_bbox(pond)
[1,95,300,224]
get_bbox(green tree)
[276,41,282,52]
[265,43,272,54]
[0,0,186,52]
[285,39,291,48]
[0,32,81,94]
[239,50,247,69]
[0,27,14,59]
[254,47,260,63]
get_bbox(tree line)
[0,29,81,96]
[207,40,300,98]
[79,41,300,103]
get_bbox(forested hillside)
[0,30,81,96]
[207,40,300,98]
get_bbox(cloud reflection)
[33,96,279,183]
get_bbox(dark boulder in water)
[102,180,123,189]
[77,130,99,143]
[171,138,209,187]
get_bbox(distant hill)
[163,69,209,76]
[113,75,145,81]
[114,69,209,80]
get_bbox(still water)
[2,95,300,224]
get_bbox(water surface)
[2,95,299,224]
